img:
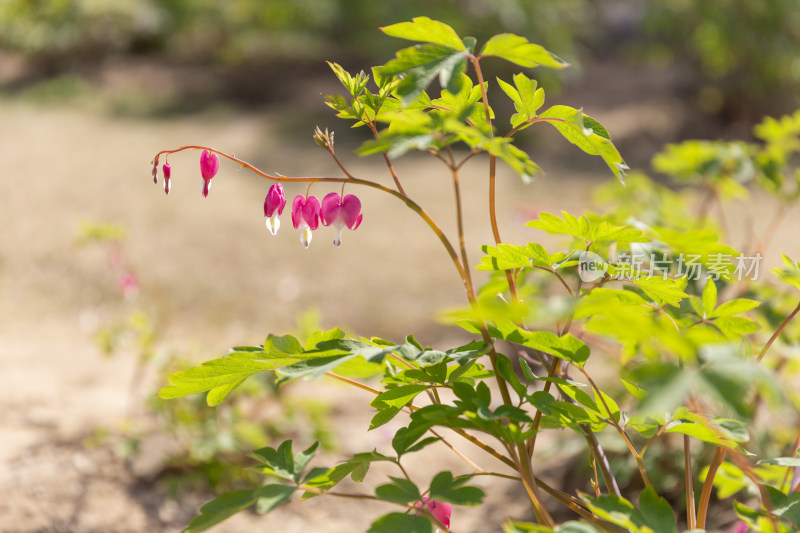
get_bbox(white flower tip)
[333,228,342,247]
[266,215,280,235]
[301,227,313,248]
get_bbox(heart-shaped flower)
[291,194,321,248]
[320,192,362,247]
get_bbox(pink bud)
[200,150,219,197]
[415,497,451,529]
[162,163,171,195]
[264,184,286,217]
[264,184,286,235]
[200,150,219,180]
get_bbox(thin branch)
[757,298,800,362]
[684,435,697,530]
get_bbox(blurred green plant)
[76,220,335,496]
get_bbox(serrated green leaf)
[497,73,545,130]
[368,513,433,533]
[370,407,402,430]
[480,33,568,69]
[380,17,465,50]
[250,440,295,480]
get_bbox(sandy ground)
[1,64,798,532]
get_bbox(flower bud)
[162,163,172,195]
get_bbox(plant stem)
[583,428,622,497]
[684,435,697,530]
[697,447,725,529]
[469,56,520,303]
[758,298,800,362]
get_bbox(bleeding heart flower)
[200,149,219,197]
[162,163,172,195]
[291,195,321,248]
[264,183,286,235]
[320,192,362,247]
[415,497,451,530]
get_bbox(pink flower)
[732,521,749,533]
[291,195,321,248]
[415,497,451,529]
[200,149,219,197]
[320,192,362,247]
[263,184,286,235]
[162,163,172,195]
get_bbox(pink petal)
[291,195,305,229]
[341,194,362,230]
[303,195,321,230]
[264,184,286,217]
[202,179,211,197]
[320,192,341,226]
[415,498,452,529]
[200,150,219,180]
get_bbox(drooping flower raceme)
[263,183,286,235]
[162,162,172,195]
[415,497,452,530]
[320,192,362,247]
[291,195,321,248]
[199,149,219,197]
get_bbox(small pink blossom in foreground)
[199,149,219,197]
[118,272,139,299]
[263,183,286,235]
[732,521,749,533]
[162,163,172,195]
[320,192,362,247]
[291,194,320,248]
[415,497,451,529]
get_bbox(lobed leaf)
[480,33,568,69]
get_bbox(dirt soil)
[1,62,797,533]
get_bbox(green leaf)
[429,471,485,506]
[277,353,357,380]
[758,457,800,467]
[184,490,257,532]
[482,136,541,181]
[539,105,628,183]
[497,73,545,130]
[368,513,433,533]
[253,484,295,515]
[710,298,760,318]
[380,17,465,50]
[370,384,429,410]
[158,357,276,404]
[632,277,688,307]
[303,451,395,494]
[370,407,402,430]
[375,476,421,504]
[497,325,590,366]
[480,33,568,69]
[265,333,304,356]
[702,280,717,317]
[379,44,468,105]
[293,442,319,480]
[580,493,646,531]
[205,377,247,407]
[305,327,346,350]
[250,440,296,480]
[638,487,677,533]
[504,521,601,533]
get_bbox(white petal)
[266,214,280,235]
[300,227,313,248]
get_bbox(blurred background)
[1,1,799,531]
